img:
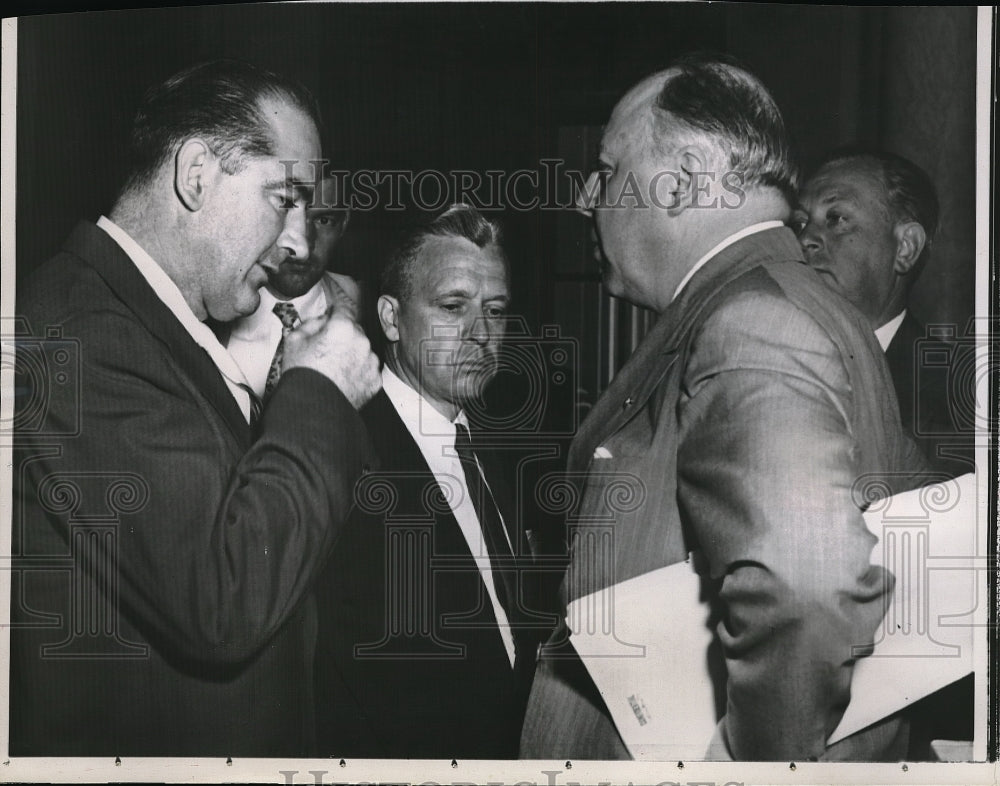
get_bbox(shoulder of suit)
[684,261,853,385]
[21,245,133,330]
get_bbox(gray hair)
[650,54,798,201]
[380,204,505,301]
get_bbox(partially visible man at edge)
[794,149,973,478]
[520,55,928,762]
[11,59,381,757]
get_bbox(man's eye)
[485,306,507,318]
[789,215,807,234]
[826,210,847,228]
[312,214,345,228]
[440,302,463,313]
[591,157,614,176]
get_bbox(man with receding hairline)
[12,60,380,756]
[313,204,545,758]
[795,150,972,478]
[520,56,927,761]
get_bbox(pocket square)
[593,446,613,459]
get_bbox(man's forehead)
[603,70,673,148]
[416,237,509,288]
[310,176,348,209]
[804,161,888,204]
[256,94,321,172]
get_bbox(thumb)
[289,311,331,341]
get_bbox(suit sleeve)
[22,307,374,665]
[675,289,893,761]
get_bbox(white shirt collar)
[875,309,907,351]
[381,365,467,437]
[671,220,786,303]
[96,216,254,421]
[379,365,514,666]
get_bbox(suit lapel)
[361,391,479,560]
[568,318,679,472]
[568,227,805,472]
[363,392,533,660]
[64,222,250,448]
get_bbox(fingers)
[279,313,381,409]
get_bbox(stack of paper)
[567,473,978,759]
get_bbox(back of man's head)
[118,59,321,201]
[651,54,798,203]
[380,204,505,303]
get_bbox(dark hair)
[652,53,797,201]
[119,59,321,197]
[820,148,939,239]
[380,204,505,301]
[816,148,939,276]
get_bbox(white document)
[828,471,977,743]
[566,557,721,760]
[567,472,977,758]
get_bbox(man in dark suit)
[520,56,928,761]
[794,150,974,755]
[11,60,381,756]
[313,205,544,758]
[795,150,973,478]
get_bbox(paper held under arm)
[567,472,977,759]
[827,471,976,744]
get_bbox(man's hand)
[282,312,381,409]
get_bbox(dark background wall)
[15,4,978,340]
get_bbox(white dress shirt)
[227,283,329,398]
[671,220,786,302]
[381,366,517,666]
[875,309,907,352]
[96,216,255,423]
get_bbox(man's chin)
[221,289,262,322]
[267,272,323,300]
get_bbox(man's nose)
[277,206,310,261]
[466,315,499,346]
[574,170,601,217]
[798,223,822,258]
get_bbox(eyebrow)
[307,205,349,215]
[263,179,315,203]
[436,289,509,302]
[818,190,860,206]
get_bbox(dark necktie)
[454,423,519,621]
[239,383,263,428]
[264,302,299,398]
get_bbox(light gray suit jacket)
[520,227,928,761]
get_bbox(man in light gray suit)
[520,55,927,761]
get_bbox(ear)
[892,221,927,275]
[671,144,712,213]
[174,139,213,212]
[377,295,401,343]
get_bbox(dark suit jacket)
[884,313,973,478]
[313,390,544,759]
[520,228,929,762]
[11,221,375,756]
